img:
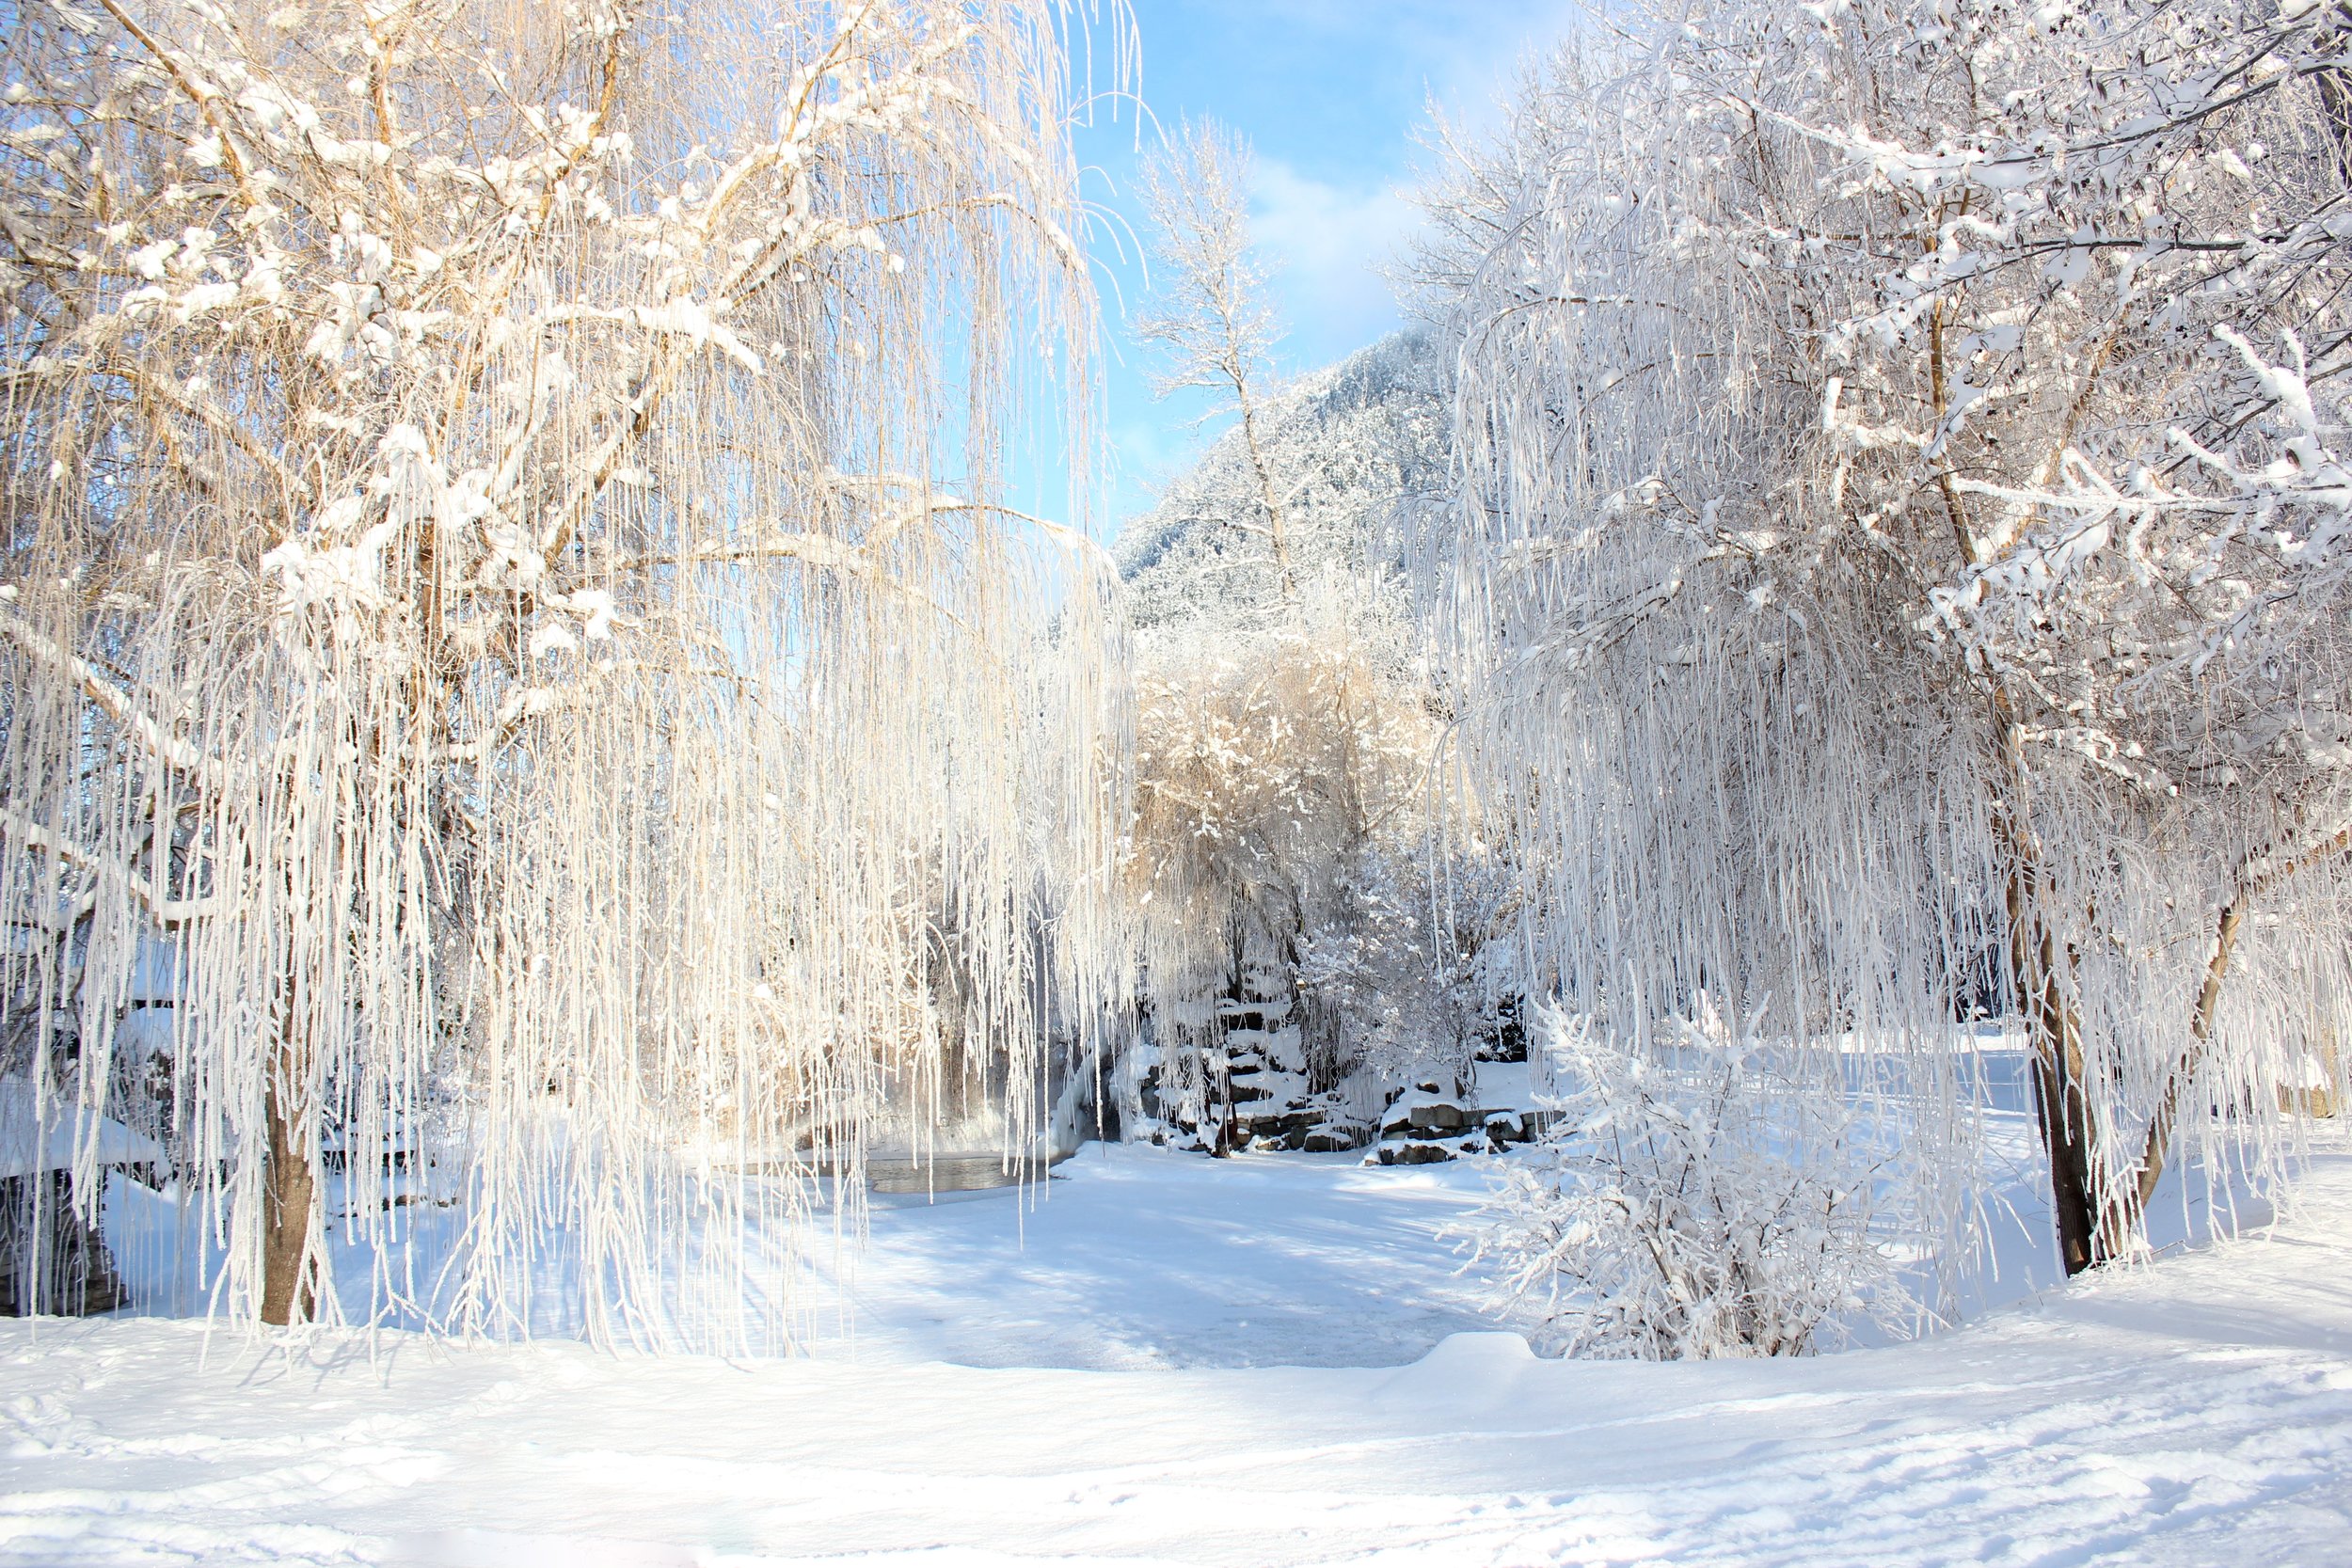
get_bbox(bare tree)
[1134,119,1295,602]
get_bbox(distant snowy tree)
[0,0,1123,1341]
[1134,119,1299,600]
[1124,586,1464,1141]
[1113,312,1493,1146]
[1417,0,2352,1276]
[1295,832,1520,1096]
[1469,1003,1913,1360]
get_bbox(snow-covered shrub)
[1470,1004,1912,1359]
[1295,836,1520,1098]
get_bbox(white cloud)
[1232,1,1587,366]
[1248,157,1424,367]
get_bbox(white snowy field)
[5,1142,2352,1568]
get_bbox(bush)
[1468,1002,1912,1359]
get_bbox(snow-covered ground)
[794,1147,1501,1370]
[6,1139,2352,1566]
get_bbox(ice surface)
[4,1141,2351,1565]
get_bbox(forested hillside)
[1113,327,1447,631]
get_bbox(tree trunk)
[1987,689,2124,1275]
[2011,864,2103,1275]
[260,1058,317,1326]
[1940,364,2126,1275]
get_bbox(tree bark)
[2010,850,2104,1275]
[260,1079,317,1325]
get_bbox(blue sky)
[1063,0,1580,537]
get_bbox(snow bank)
[0,1078,164,1180]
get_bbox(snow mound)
[0,1078,164,1180]
[1374,1330,1540,1408]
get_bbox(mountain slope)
[1113,327,1450,632]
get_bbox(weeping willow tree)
[1417,1,2352,1280]
[0,0,1127,1345]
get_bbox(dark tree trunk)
[260,1069,316,1325]
[1997,719,2122,1276]
[1,1172,129,1317]
[2029,1046,2100,1276]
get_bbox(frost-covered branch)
[1411,0,2352,1286]
[0,0,1128,1342]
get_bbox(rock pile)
[1219,1006,1375,1151]
[1364,1067,1551,1166]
